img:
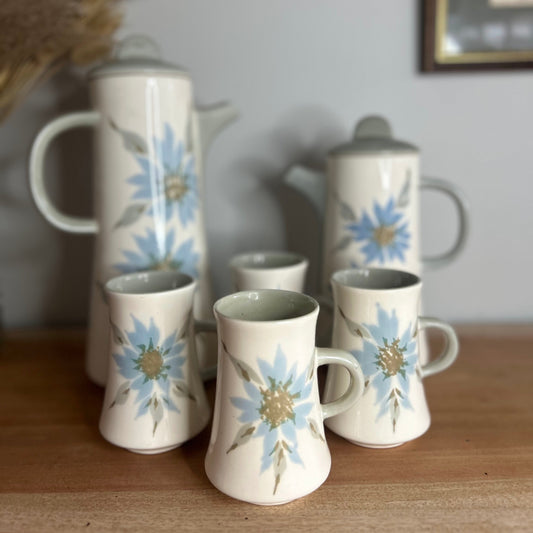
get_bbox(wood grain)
[1,326,532,531]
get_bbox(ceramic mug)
[229,251,309,292]
[324,268,458,448]
[204,289,365,505]
[99,270,212,454]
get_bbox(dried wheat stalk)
[0,0,122,120]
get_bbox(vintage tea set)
[29,36,469,506]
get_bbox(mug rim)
[105,270,195,296]
[331,268,421,292]
[229,250,308,271]
[214,289,318,323]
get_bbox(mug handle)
[420,177,469,271]
[316,347,364,419]
[419,317,459,378]
[194,319,218,381]
[29,111,101,234]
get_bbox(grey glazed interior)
[216,290,317,321]
[333,268,420,290]
[106,271,192,294]
[232,251,303,269]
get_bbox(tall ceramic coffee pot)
[284,115,469,292]
[30,36,238,385]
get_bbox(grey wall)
[1,0,532,327]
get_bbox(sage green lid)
[330,116,418,156]
[89,34,189,79]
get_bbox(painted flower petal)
[135,396,151,418]
[288,444,304,466]
[290,367,307,394]
[273,346,287,377]
[281,420,297,443]
[243,380,262,403]
[361,241,382,264]
[147,318,160,347]
[372,372,391,403]
[258,358,276,385]
[260,427,278,473]
[127,315,150,347]
[376,306,398,342]
[230,397,259,424]
[166,355,185,379]
[294,402,313,428]
[131,375,154,399]
[351,347,377,377]
[254,421,269,438]
[112,353,137,379]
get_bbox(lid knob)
[114,34,161,60]
[353,115,392,140]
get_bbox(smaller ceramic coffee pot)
[284,116,469,293]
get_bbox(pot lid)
[89,35,188,79]
[330,116,418,156]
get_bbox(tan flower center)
[373,225,396,247]
[165,174,188,202]
[259,382,296,429]
[151,257,172,271]
[377,338,405,377]
[140,349,164,379]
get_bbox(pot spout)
[283,165,326,219]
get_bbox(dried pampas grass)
[0,0,122,120]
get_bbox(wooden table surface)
[1,326,532,532]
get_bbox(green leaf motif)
[397,171,411,208]
[226,423,256,454]
[114,203,147,229]
[222,341,262,384]
[272,440,288,495]
[331,235,353,254]
[339,201,357,221]
[110,321,126,346]
[338,307,372,339]
[150,394,165,436]
[175,316,191,343]
[332,189,357,222]
[174,380,196,402]
[109,119,148,154]
[307,418,325,442]
[109,381,130,408]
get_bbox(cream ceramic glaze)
[324,268,458,448]
[283,115,469,288]
[99,271,211,454]
[229,251,309,292]
[29,36,237,385]
[205,290,364,505]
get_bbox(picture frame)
[422,0,533,71]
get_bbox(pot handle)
[29,111,101,234]
[420,176,469,270]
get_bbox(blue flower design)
[349,305,417,431]
[111,315,188,434]
[113,228,199,279]
[347,197,410,264]
[225,344,316,494]
[128,123,198,226]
